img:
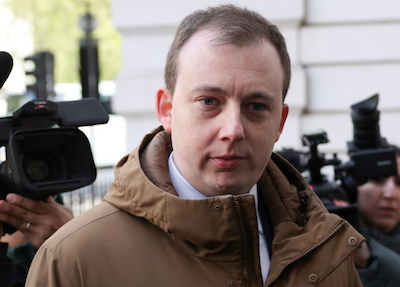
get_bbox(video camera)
[0,51,109,200]
[277,94,398,230]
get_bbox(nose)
[218,105,245,142]
[382,178,396,199]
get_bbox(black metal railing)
[62,166,114,216]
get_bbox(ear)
[155,87,173,132]
[275,104,289,142]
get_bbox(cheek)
[358,189,377,212]
[171,121,208,158]
[249,124,277,149]
[246,129,276,167]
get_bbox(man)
[353,145,400,286]
[26,5,364,286]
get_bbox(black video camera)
[0,51,109,200]
[277,94,398,230]
[335,94,397,203]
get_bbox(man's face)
[358,156,400,233]
[156,31,288,196]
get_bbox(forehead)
[175,30,284,99]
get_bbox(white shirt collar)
[168,151,207,200]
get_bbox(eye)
[251,103,266,112]
[201,98,216,106]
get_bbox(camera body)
[0,98,109,200]
[0,51,109,200]
[277,94,398,230]
[335,94,397,203]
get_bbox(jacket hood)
[104,126,353,264]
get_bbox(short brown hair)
[165,4,291,100]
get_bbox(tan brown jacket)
[26,127,364,287]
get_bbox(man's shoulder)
[27,201,176,287]
[42,201,147,251]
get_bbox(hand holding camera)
[0,51,108,249]
[0,194,73,249]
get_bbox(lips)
[211,156,245,169]
[378,207,397,216]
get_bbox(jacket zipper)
[266,220,346,286]
[234,197,250,287]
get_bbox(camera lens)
[23,152,59,183]
[351,94,381,149]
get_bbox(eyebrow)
[191,85,228,95]
[245,92,276,104]
[191,85,276,104]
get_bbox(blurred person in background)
[353,144,400,286]
[0,194,73,287]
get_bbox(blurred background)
[1,0,400,213]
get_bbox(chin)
[374,222,397,234]
[213,182,251,195]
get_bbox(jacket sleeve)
[357,237,400,287]
[349,258,364,287]
[25,245,74,287]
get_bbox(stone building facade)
[111,0,400,161]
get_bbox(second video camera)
[0,51,109,200]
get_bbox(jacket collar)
[104,127,346,265]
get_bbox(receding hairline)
[164,4,291,100]
[178,27,267,53]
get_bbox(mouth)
[211,155,245,169]
[379,207,397,215]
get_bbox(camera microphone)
[0,51,13,90]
